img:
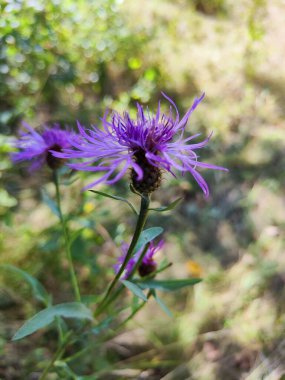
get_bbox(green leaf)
[134,278,202,292]
[92,316,113,335]
[89,190,138,215]
[81,294,101,305]
[41,189,60,218]
[54,361,77,378]
[122,280,147,301]
[134,227,163,253]
[149,197,182,212]
[129,183,142,197]
[0,264,50,306]
[131,293,140,312]
[12,302,93,341]
[153,291,173,317]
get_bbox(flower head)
[12,123,74,171]
[114,240,164,279]
[54,93,228,196]
[138,239,164,277]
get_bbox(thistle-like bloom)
[114,240,164,279]
[12,123,74,171]
[53,93,228,196]
[138,239,164,277]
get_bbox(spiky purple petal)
[53,93,228,196]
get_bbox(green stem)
[56,316,64,343]
[53,170,81,302]
[39,331,72,380]
[117,290,152,329]
[95,194,150,316]
[65,345,90,364]
[97,285,123,314]
[127,243,150,280]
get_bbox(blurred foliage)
[1,0,285,379]
[192,0,227,15]
[0,0,158,131]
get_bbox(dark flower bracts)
[114,240,164,280]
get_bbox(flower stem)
[117,290,152,329]
[95,194,150,316]
[39,331,72,380]
[53,170,81,302]
[127,243,150,279]
[56,316,64,343]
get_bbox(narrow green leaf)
[0,264,50,306]
[122,280,147,301]
[12,302,93,341]
[81,294,101,305]
[134,227,163,253]
[134,278,202,292]
[54,360,81,379]
[129,183,142,197]
[153,291,173,317]
[149,197,183,212]
[41,189,60,218]
[89,190,138,215]
[92,316,113,335]
[131,293,140,312]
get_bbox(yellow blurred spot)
[82,229,93,239]
[83,201,95,214]
[187,260,203,278]
[128,57,142,70]
[144,68,156,81]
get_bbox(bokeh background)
[1,0,285,379]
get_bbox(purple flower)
[114,240,164,279]
[53,93,228,196]
[138,239,164,277]
[12,123,75,170]
[114,243,137,280]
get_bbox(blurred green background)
[1,0,285,379]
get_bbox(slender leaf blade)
[0,264,50,306]
[12,302,93,341]
[149,197,182,212]
[134,227,163,253]
[89,190,138,215]
[153,291,173,317]
[135,278,202,292]
[81,294,101,305]
[122,280,147,301]
[92,316,113,335]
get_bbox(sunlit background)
[1,0,285,379]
